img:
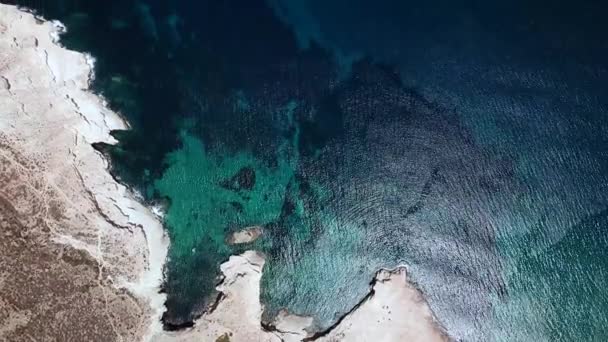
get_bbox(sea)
[9,0,608,340]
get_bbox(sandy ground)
[0,4,451,341]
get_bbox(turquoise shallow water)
[11,0,608,340]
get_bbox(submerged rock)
[221,166,256,192]
[226,226,264,245]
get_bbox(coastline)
[0,4,450,341]
[154,253,450,342]
[0,4,168,340]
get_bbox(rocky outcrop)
[153,250,449,342]
[226,226,263,245]
[153,251,280,342]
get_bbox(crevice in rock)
[1,76,12,93]
[72,164,134,232]
[43,49,57,83]
[206,291,225,315]
[261,321,304,337]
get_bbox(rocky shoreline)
[0,4,168,340]
[0,4,449,341]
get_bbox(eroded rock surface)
[0,5,168,341]
[153,252,449,342]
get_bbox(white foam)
[49,19,66,44]
[151,204,165,219]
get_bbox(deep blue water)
[10,0,608,340]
